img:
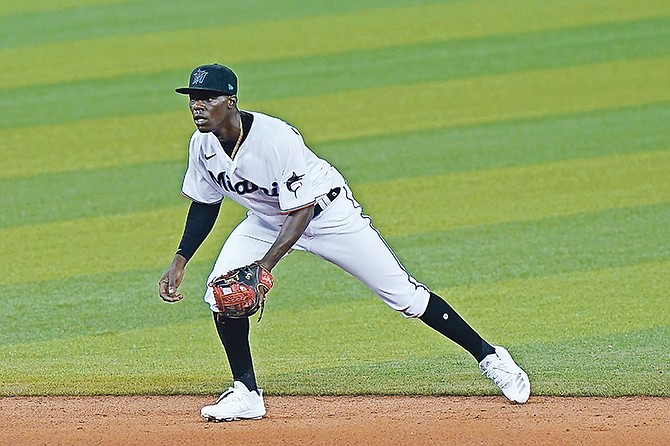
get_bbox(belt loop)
[313,187,341,218]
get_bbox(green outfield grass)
[1,0,668,397]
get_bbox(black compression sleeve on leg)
[175,201,221,261]
[213,313,258,392]
[419,292,495,362]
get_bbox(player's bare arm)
[257,205,315,272]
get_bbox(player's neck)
[217,111,247,158]
[214,110,242,143]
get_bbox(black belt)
[313,187,341,218]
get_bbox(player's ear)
[228,95,238,108]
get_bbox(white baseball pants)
[203,186,431,318]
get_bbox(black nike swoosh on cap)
[204,153,216,160]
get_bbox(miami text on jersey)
[208,169,279,197]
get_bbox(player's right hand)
[159,255,187,303]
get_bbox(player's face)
[188,93,233,133]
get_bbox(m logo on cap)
[192,69,209,85]
[175,64,237,96]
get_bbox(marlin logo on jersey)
[285,172,305,198]
[192,69,209,85]
[208,170,279,197]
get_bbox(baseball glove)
[208,263,274,320]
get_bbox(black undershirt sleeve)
[175,201,221,262]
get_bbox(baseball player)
[159,64,530,421]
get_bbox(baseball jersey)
[182,111,345,227]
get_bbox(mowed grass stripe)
[4,16,670,130]
[2,150,668,286]
[273,56,670,142]
[262,328,670,397]
[362,150,670,237]
[3,56,669,180]
[0,161,185,228]
[0,319,222,396]
[0,202,244,287]
[389,203,670,288]
[518,328,669,397]
[3,0,670,89]
[0,0,127,16]
[440,260,670,345]
[0,0,437,48]
[323,102,670,184]
[5,103,670,228]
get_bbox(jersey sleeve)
[278,125,316,212]
[181,134,225,204]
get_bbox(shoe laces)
[481,356,516,389]
[215,386,246,404]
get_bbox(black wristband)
[176,201,221,261]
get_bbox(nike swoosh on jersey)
[204,153,217,160]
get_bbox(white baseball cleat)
[200,381,266,421]
[479,346,530,403]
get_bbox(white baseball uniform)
[182,111,430,317]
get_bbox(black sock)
[419,292,495,362]
[213,313,258,392]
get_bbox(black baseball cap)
[175,64,237,96]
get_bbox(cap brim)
[175,87,232,95]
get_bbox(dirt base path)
[1,396,668,445]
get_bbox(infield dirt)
[1,396,668,445]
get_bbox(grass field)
[1,0,668,397]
